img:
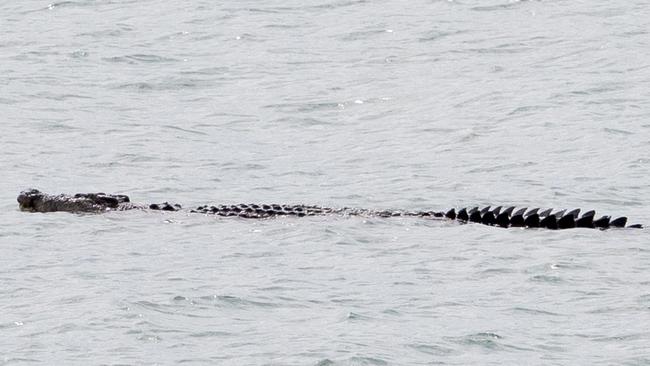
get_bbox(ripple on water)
[592,332,650,343]
[189,330,233,338]
[315,356,389,366]
[528,275,566,284]
[447,332,504,350]
[345,312,373,321]
[471,1,529,12]
[510,307,564,317]
[194,294,280,309]
[408,343,456,356]
[637,294,650,308]
[315,360,335,366]
[103,54,180,64]
[110,78,213,91]
[45,1,83,10]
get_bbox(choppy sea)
[2,1,650,365]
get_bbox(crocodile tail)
[451,206,642,230]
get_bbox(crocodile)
[17,188,643,230]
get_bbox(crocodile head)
[18,189,133,213]
[17,188,44,211]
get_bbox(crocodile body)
[17,189,643,230]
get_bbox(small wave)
[0,97,19,105]
[271,116,336,127]
[70,50,89,58]
[316,356,388,366]
[180,66,230,76]
[129,300,212,318]
[1,358,41,364]
[467,161,537,174]
[263,23,302,29]
[113,82,154,90]
[464,43,532,55]
[103,54,179,64]
[529,274,565,284]
[0,321,25,330]
[77,28,130,38]
[263,101,342,113]
[511,307,563,316]
[162,125,209,136]
[189,330,233,338]
[419,30,465,43]
[346,356,389,365]
[310,0,368,10]
[339,29,391,42]
[448,332,504,350]
[111,78,211,91]
[314,360,335,366]
[345,312,373,321]
[603,127,634,136]
[381,309,400,316]
[472,0,534,12]
[476,268,517,278]
[31,92,92,101]
[137,334,162,343]
[195,294,279,309]
[507,104,553,116]
[637,293,650,306]
[46,1,81,10]
[50,322,91,334]
[242,7,283,14]
[592,332,649,342]
[409,343,456,356]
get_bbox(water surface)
[2,1,650,365]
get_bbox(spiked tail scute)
[543,215,559,229]
[445,208,456,220]
[594,216,611,229]
[553,209,566,218]
[481,211,496,226]
[581,210,596,218]
[496,212,510,228]
[510,214,525,227]
[457,208,469,221]
[469,211,482,223]
[566,208,581,218]
[610,217,627,228]
[525,208,539,217]
[539,208,553,218]
[525,214,541,228]
[503,206,515,216]
[576,214,594,228]
[558,214,576,229]
[513,207,527,216]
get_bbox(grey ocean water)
[2,0,650,364]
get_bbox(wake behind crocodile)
[17,189,643,230]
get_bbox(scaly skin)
[17,189,642,229]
